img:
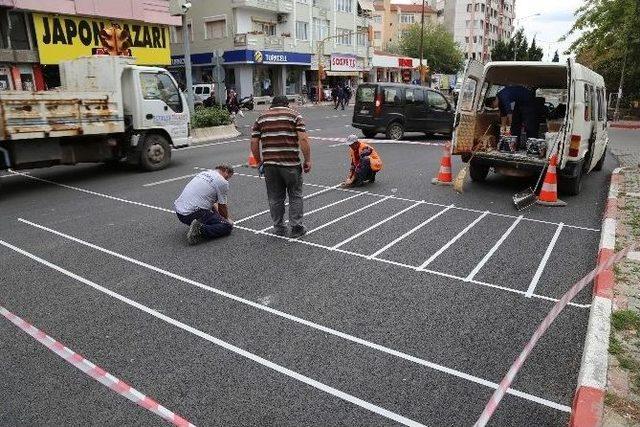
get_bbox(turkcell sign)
[223,50,311,65]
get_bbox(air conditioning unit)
[277,14,288,23]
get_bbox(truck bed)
[0,90,124,140]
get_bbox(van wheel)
[362,129,377,138]
[560,167,583,196]
[139,133,171,171]
[386,122,404,140]
[594,147,606,171]
[469,161,490,182]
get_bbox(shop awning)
[326,71,361,76]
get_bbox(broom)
[453,124,495,193]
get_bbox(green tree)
[552,50,560,62]
[396,23,464,74]
[564,0,640,102]
[490,29,544,61]
[490,39,513,61]
[527,37,544,61]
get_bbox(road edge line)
[570,167,624,426]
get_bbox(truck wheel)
[594,147,606,171]
[140,133,171,171]
[386,122,404,140]
[362,129,377,138]
[560,167,583,196]
[469,161,490,182]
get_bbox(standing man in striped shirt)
[251,96,312,238]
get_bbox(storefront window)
[20,73,34,91]
[0,67,11,91]
[286,68,300,95]
[253,67,274,97]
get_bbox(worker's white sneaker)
[187,219,204,245]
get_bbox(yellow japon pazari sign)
[33,13,171,65]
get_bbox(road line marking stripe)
[332,201,424,249]
[143,173,198,187]
[177,138,250,150]
[0,241,424,427]
[18,218,575,412]
[369,205,454,259]
[525,223,564,298]
[417,212,490,270]
[466,216,524,282]
[305,196,392,235]
[0,304,194,427]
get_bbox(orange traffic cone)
[247,151,259,168]
[536,153,567,207]
[431,143,453,186]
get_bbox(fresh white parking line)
[143,173,198,187]
[416,212,489,271]
[237,184,342,225]
[525,223,564,298]
[177,138,249,150]
[16,219,574,412]
[306,196,392,236]
[260,191,368,232]
[0,239,424,427]
[13,177,592,308]
[369,205,454,259]
[332,201,424,249]
[466,216,524,282]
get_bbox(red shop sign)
[398,58,412,68]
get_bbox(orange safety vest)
[349,141,383,172]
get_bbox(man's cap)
[271,95,290,107]
[345,134,359,145]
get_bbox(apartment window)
[296,21,309,40]
[400,14,415,24]
[297,0,309,3]
[254,20,276,36]
[374,30,381,39]
[466,4,472,12]
[465,36,469,43]
[336,28,352,45]
[171,21,193,43]
[313,18,329,40]
[373,15,382,23]
[204,17,226,40]
[336,0,352,13]
[357,27,367,46]
[481,4,485,12]
[9,12,30,50]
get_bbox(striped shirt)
[251,107,306,167]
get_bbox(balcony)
[234,33,295,51]
[231,0,293,13]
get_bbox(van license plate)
[360,109,368,114]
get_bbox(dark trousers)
[337,97,345,110]
[263,165,304,229]
[354,157,376,183]
[176,209,232,239]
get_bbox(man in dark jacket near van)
[487,85,538,140]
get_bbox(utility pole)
[419,0,426,85]
[182,11,194,114]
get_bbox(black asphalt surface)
[0,104,618,426]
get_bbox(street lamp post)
[181,6,194,114]
[512,13,541,61]
[419,0,426,85]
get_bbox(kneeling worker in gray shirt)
[174,164,235,245]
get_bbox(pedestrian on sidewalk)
[251,95,312,238]
[174,165,235,245]
[340,135,383,188]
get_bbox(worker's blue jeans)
[176,209,232,239]
[355,157,376,183]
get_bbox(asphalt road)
[0,104,617,426]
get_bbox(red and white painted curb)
[1,305,195,427]
[570,167,624,426]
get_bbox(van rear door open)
[452,59,484,156]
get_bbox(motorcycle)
[239,94,254,111]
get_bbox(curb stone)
[570,167,624,426]
[190,124,240,146]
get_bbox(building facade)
[169,0,374,98]
[435,0,515,62]
[371,1,436,51]
[0,0,178,90]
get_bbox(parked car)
[452,59,608,195]
[352,83,454,140]
[192,83,215,106]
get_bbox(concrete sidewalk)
[609,128,640,168]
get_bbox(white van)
[452,59,608,195]
[192,83,215,105]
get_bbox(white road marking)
[260,192,368,232]
[177,138,250,150]
[628,251,640,262]
[16,219,574,412]
[416,211,490,271]
[13,176,592,308]
[143,173,198,187]
[332,201,424,249]
[466,216,524,282]
[305,196,392,236]
[369,205,454,259]
[0,240,425,427]
[525,223,564,298]
[328,140,445,148]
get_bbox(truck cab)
[452,59,608,195]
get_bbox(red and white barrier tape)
[1,305,195,427]
[474,244,634,426]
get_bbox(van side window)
[460,78,477,112]
[427,90,448,110]
[195,87,203,95]
[584,83,593,122]
[597,88,605,121]
[203,87,210,95]
[383,88,401,105]
[405,88,424,104]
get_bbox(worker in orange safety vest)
[340,134,383,188]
